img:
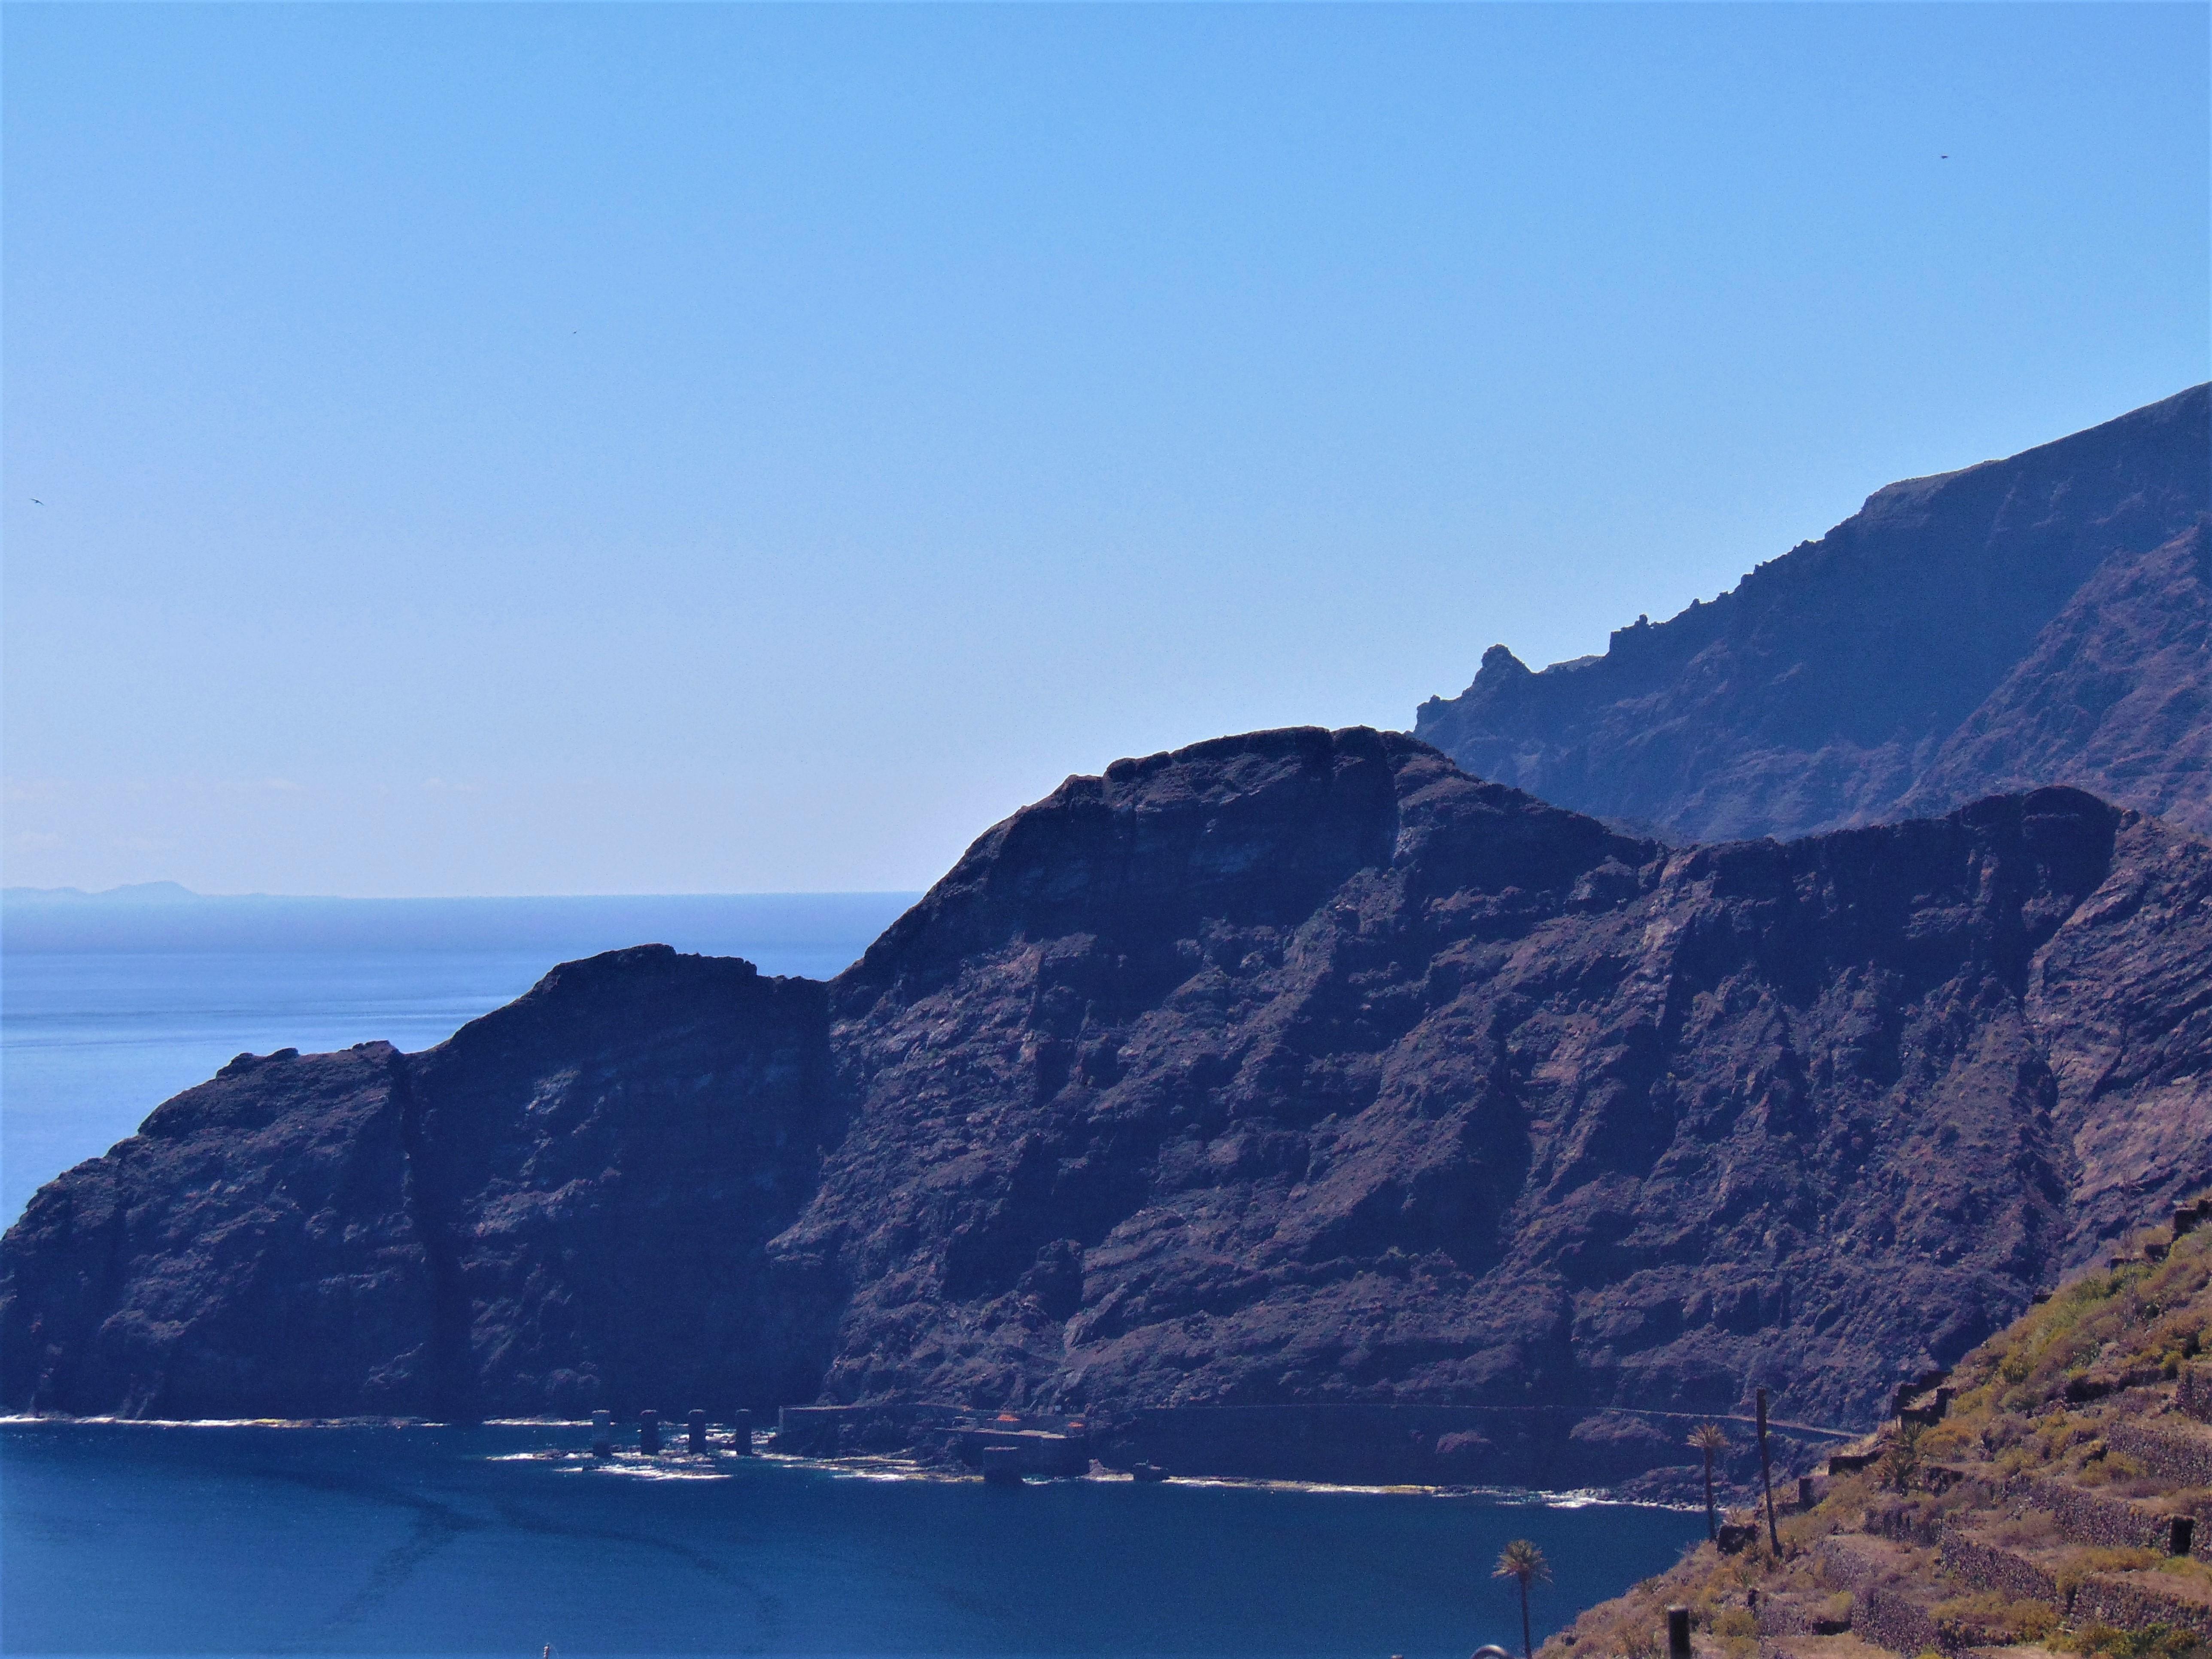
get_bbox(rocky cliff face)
[1415,386,2210,841]
[784,732,2212,1446]
[6,732,2208,1489]
[0,948,840,1419]
[1893,522,2209,831]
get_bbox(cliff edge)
[1416,386,2210,841]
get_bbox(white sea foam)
[469,1440,1681,1507]
[0,1416,1691,1509]
[0,1414,395,1429]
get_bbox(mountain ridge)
[6,730,2207,1493]
[1416,385,2211,842]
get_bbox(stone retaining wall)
[1854,1585,1950,1654]
[1866,1500,1945,1546]
[1814,1536,1895,1590]
[960,1427,1091,1477]
[2107,1422,2212,1488]
[1752,1594,1829,1636]
[2014,1473,2212,1562]
[1937,1527,2065,1607]
[2014,1474,2171,1551]
[2072,1574,2212,1641]
[2179,1365,2212,1427]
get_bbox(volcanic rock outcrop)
[1416,385,2210,840]
[0,949,839,1419]
[5,731,2209,1488]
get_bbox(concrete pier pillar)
[592,1409,612,1458]
[1798,1475,1817,1508]
[1667,1605,1691,1659]
[981,1444,1024,1486]
[640,1409,660,1455]
[732,1409,754,1454]
[688,1409,707,1454]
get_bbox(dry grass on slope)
[1544,1201,2212,1659]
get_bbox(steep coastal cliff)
[0,949,840,1420]
[6,730,2208,1491]
[1416,386,2210,841]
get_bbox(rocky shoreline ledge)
[770,1398,1853,1498]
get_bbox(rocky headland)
[1416,385,2210,842]
[6,729,2209,1494]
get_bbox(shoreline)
[0,1415,1697,1509]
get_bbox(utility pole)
[1756,1387,1779,1554]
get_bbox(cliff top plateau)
[1417,385,2210,842]
[7,729,2208,1495]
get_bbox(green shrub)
[1933,1591,2064,1645]
[1883,1424,1926,1492]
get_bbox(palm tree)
[1689,1423,1728,1542]
[1492,1538,1550,1659]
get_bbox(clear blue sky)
[5,3,2206,896]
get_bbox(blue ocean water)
[0,1422,1700,1657]
[0,894,1705,1656]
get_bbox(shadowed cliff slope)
[787,732,2212,1447]
[5,732,2209,1488]
[1416,386,2210,841]
[0,949,840,1419]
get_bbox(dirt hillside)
[1546,1196,2212,1659]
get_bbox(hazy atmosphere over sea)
[6,3,2204,898]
